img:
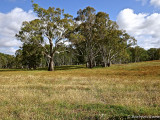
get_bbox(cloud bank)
[0,8,36,55]
[137,0,160,7]
[150,0,160,7]
[117,8,160,49]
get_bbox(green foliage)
[16,2,74,71]
[13,3,159,70]
[54,45,79,66]
[0,53,15,69]
[147,48,160,60]
[70,7,136,68]
[127,46,160,63]
[21,43,43,69]
[15,49,23,68]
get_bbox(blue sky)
[0,0,155,20]
[0,0,160,54]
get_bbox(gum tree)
[74,6,99,68]
[95,12,136,67]
[16,3,74,71]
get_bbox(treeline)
[0,47,159,69]
[0,53,15,69]
[128,47,160,63]
[0,3,160,70]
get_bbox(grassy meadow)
[0,61,160,119]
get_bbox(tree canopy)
[16,2,74,71]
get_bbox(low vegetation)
[0,60,159,119]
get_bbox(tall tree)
[129,46,148,62]
[15,49,23,68]
[74,6,99,68]
[16,3,74,71]
[95,12,136,67]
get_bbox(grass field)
[0,61,160,119]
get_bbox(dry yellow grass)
[0,60,160,119]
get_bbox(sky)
[0,0,160,55]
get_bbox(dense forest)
[0,3,160,70]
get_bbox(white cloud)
[136,0,148,5]
[150,0,160,7]
[137,0,160,7]
[117,8,160,49]
[0,8,36,55]
[0,47,17,55]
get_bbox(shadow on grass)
[55,65,86,71]
[38,65,86,71]
[0,65,86,72]
[0,69,28,72]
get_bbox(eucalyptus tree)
[104,28,135,67]
[95,12,136,67]
[15,49,23,68]
[129,46,149,62]
[0,53,15,69]
[16,3,74,71]
[147,48,160,60]
[73,6,100,68]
